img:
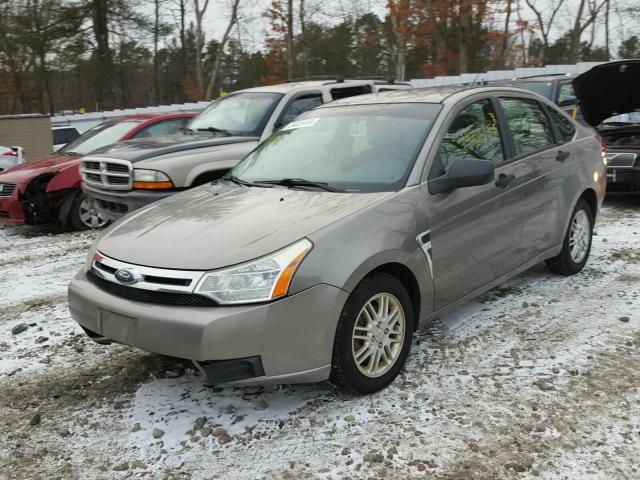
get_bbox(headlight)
[133,169,173,189]
[195,239,313,304]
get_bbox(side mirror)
[558,98,577,107]
[428,158,495,194]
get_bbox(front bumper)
[68,269,348,386]
[606,167,640,194]
[0,183,26,224]
[83,183,175,221]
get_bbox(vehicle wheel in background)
[546,198,593,275]
[330,273,413,394]
[70,192,110,231]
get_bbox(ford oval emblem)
[114,269,139,285]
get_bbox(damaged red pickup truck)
[0,112,195,229]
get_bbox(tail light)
[599,139,607,164]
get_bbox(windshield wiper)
[222,175,272,188]
[257,178,340,192]
[61,151,81,156]
[602,121,640,127]
[197,126,233,136]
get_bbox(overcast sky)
[158,0,638,60]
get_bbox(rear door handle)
[556,150,571,162]
[495,173,515,188]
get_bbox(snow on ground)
[1,200,639,480]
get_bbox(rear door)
[426,97,527,310]
[497,96,575,257]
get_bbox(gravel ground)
[0,199,639,480]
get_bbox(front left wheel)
[69,192,110,231]
[330,273,414,394]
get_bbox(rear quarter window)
[499,98,556,156]
[547,107,576,143]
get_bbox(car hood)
[574,60,640,127]
[0,153,80,184]
[97,183,391,270]
[87,132,259,163]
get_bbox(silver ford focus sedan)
[68,86,606,394]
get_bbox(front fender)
[46,164,81,192]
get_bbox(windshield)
[515,81,553,100]
[188,92,283,136]
[60,121,140,155]
[231,103,442,193]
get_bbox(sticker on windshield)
[281,118,319,131]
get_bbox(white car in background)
[0,146,25,171]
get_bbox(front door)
[426,98,526,310]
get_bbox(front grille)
[0,183,16,197]
[87,270,218,306]
[96,199,129,214]
[81,158,132,190]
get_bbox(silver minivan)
[68,86,606,394]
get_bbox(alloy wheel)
[351,293,406,378]
[79,196,108,229]
[569,209,590,263]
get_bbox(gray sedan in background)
[68,86,605,394]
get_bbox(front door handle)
[556,149,571,162]
[495,173,515,188]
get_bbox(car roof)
[52,125,78,130]
[510,74,576,82]
[318,85,541,108]
[236,79,406,95]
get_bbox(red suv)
[0,112,196,230]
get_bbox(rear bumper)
[0,184,26,224]
[606,167,640,194]
[83,183,174,221]
[68,269,348,385]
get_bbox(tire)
[546,198,593,275]
[330,272,414,394]
[69,192,110,231]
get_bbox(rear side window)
[330,85,372,101]
[133,119,186,138]
[499,98,555,156]
[53,128,80,145]
[431,99,505,178]
[547,107,576,143]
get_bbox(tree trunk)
[154,0,161,105]
[205,0,241,99]
[92,0,116,110]
[567,0,586,64]
[500,0,513,68]
[604,0,611,60]
[299,0,308,77]
[389,1,406,82]
[286,0,294,80]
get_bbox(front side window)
[232,103,441,192]
[276,94,323,129]
[60,121,140,155]
[432,99,504,178]
[133,118,187,138]
[188,92,283,136]
[500,98,555,156]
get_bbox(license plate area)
[98,308,137,344]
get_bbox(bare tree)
[567,0,608,63]
[205,0,241,99]
[524,0,566,64]
[193,0,211,91]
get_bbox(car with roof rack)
[69,85,604,393]
[80,79,409,222]
[0,112,196,229]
